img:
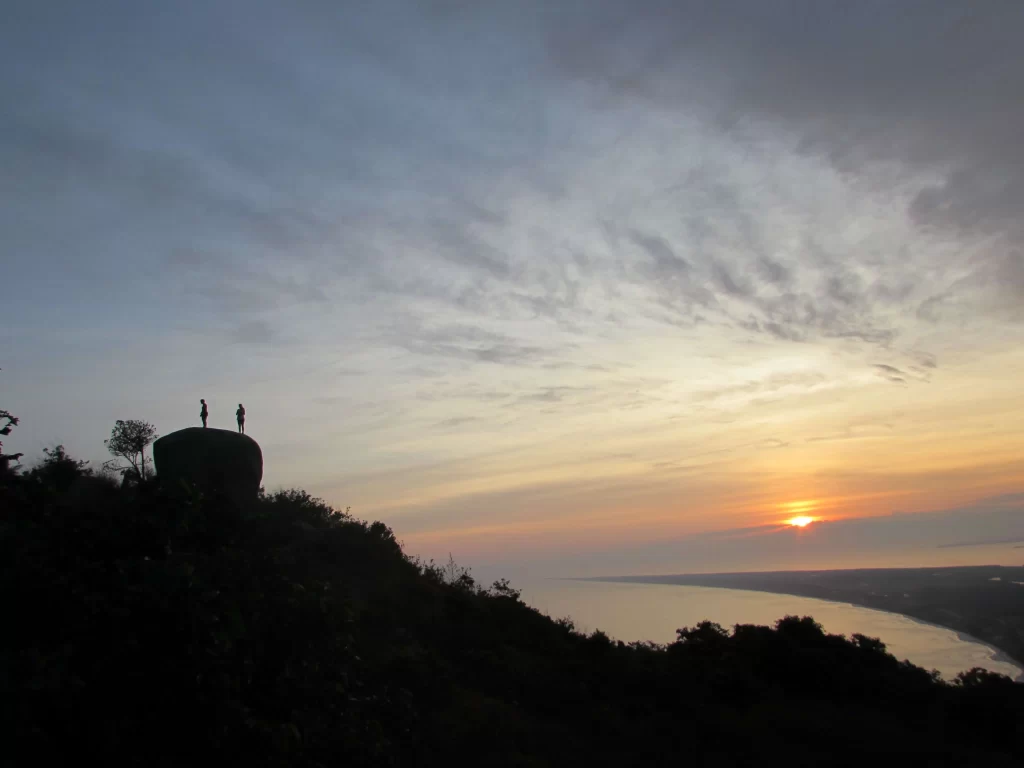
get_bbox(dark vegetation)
[603,568,1024,674]
[0,393,21,472]
[3,430,1024,765]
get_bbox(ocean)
[518,578,1024,682]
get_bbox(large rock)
[153,427,263,504]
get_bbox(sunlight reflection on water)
[519,580,1023,682]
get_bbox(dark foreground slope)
[3,472,1023,767]
[596,567,1024,672]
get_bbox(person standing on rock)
[236,403,246,434]
[200,399,209,428]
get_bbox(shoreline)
[581,577,1024,683]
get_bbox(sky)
[3,1,1024,578]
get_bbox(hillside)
[3,462,1024,766]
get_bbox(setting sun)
[786,516,816,528]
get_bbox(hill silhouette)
[3,449,1023,766]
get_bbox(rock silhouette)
[153,427,262,504]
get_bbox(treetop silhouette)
[104,419,158,483]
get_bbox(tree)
[1,367,22,476]
[29,445,91,491]
[488,578,522,602]
[955,667,1015,689]
[0,406,21,475]
[104,420,158,482]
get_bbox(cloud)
[872,364,907,385]
[691,372,829,404]
[872,361,935,385]
[232,320,276,345]
[384,320,567,368]
[547,1,1024,322]
[436,416,481,429]
[7,0,973,363]
[909,351,938,369]
[516,386,595,404]
[806,423,894,444]
[938,536,1024,549]
[184,261,331,313]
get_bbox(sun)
[779,500,820,528]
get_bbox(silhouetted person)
[200,398,208,428]
[236,403,246,434]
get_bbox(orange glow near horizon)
[353,346,1024,572]
[781,500,819,513]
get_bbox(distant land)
[588,565,1024,676]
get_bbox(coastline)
[950,630,1024,682]
[583,577,1024,683]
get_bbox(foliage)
[0,409,16,440]
[488,577,522,601]
[956,667,1018,689]
[26,445,92,491]
[0,407,21,474]
[3,455,1023,767]
[1,370,22,474]
[441,551,477,591]
[104,419,158,481]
